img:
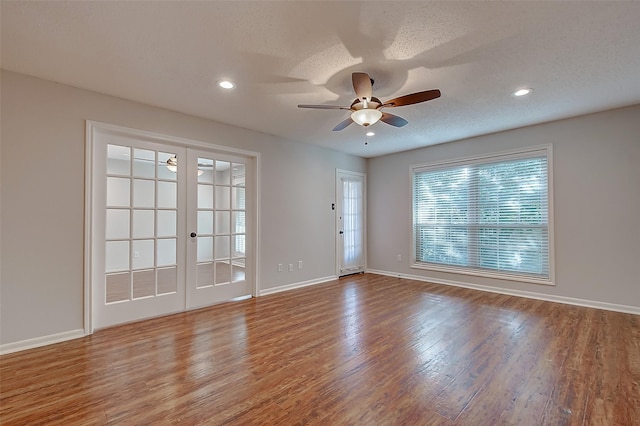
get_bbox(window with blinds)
[412,146,553,285]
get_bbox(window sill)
[410,262,555,286]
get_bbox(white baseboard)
[0,329,86,355]
[259,275,337,296]
[366,269,640,315]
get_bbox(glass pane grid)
[105,145,180,304]
[196,157,247,289]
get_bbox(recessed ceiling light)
[219,80,235,90]
[513,88,532,97]
[366,131,375,137]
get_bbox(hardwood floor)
[1,274,638,425]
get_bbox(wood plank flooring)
[1,274,638,425]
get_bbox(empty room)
[1,1,639,425]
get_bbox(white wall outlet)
[298,260,303,269]
[396,254,402,262]
[277,264,283,272]
[289,264,294,272]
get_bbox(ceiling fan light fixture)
[166,155,178,172]
[351,108,382,127]
[166,155,204,175]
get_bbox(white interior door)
[92,132,187,329]
[89,125,256,330]
[186,149,252,309]
[336,170,366,276]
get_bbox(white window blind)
[412,146,552,284]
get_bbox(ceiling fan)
[298,72,441,131]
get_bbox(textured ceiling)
[2,1,640,158]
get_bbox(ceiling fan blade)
[381,112,408,127]
[298,104,350,110]
[382,89,441,108]
[332,117,354,131]
[352,72,372,101]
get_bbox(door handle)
[339,231,344,235]
[190,232,197,238]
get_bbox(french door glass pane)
[198,158,214,184]
[133,270,155,299]
[216,187,230,210]
[157,210,177,237]
[215,236,230,260]
[106,272,130,303]
[215,260,231,284]
[215,211,230,234]
[157,181,177,208]
[133,179,155,208]
[157,152,177,181]
[106,241,129,272]
[232,264,246,283]
[198,185,213,209]
[157,238,177,266]
[197,263,214,288]
[132,210,154,238]
[132,239,154,269]
[232,235,245,257]
[133,149,155,178]
[107,145,130,175]
[198,211,213,235]
[106,209,130,240]
[232,164,245,186]
[215,161,231,185]
[107,177,130,207]
[232,187,245,209]
[157,267,177,294]
[197,237,213,262]
[232,212,245,233]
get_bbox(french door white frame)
[335,169,367,277]
[84,121,260,334]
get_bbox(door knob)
[190,232,197,238]
[339,231,344,235]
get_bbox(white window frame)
[410,145,555,286]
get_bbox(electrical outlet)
[289,264,294,272]
[277,264,283,272]
[298,260,303,269]
[396,254,402,262]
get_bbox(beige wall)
[0,71,365,345]
[368,105,640,308]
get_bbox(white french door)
[186,149,251,309]
[88,124,254,330]
[336,170,366,276]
